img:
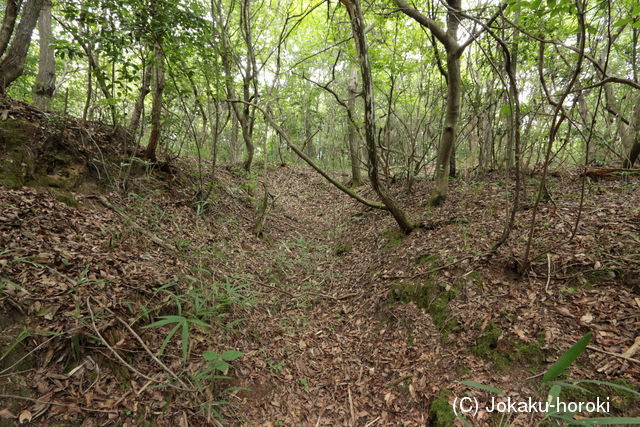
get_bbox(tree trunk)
[143,43,165,161]
[340,0,416,234]
[240,0,257,172]
[347,66,362,186]
[431,53,461,204]
[230,107,240,163]
[0,0,20,60]
[129,59,152,135]
[304,100,316,159]
[0,0,44,93]
[430,3,461,206]
[623,94,640,168]
[33,0,55,110]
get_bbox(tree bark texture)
[33,0,56,109]
[0,0,44,93]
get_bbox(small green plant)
[202,349,244,372]
[461,332,640,425]
[144,315,211,360]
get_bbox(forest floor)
[1,104,639,426]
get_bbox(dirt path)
[230,168,447,425]
[229,167,640,425]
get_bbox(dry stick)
[586,346,640,365]
[382,254,475,280]
[348,386,356,426]
[254,280,296,298]
[364,417,381,427]
[86,195,178,252]
[94,298,192,391]
[0,327,82,376]
[0,394,118,414]
[545,253,552,292]
[85,297,188,391]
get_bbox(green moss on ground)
[388,274,459,342]
[335,241,353,255]
[471,322,502,357]
[429,389,456,426]
[472,323,546,371]
[382,227,404,252]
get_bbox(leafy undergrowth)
[1,124,640,424]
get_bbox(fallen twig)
[84,195,179,252]
[587,344,640,365]
[86,297,188,391]
[93,297,192,390]
[0,394,118,414]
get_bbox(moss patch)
[388,276,459,341]
[472,323,546,371]
[335,241,353,256]
[413,253,440,267]
[381,227,404,252]
[429,389,456,426]
[0,119,36,188]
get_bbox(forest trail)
[1,151,639,425]
[228,167,447,424]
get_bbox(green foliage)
[144,314,210,360]
[463,332,640,424]
[144,274,256,361]
[543,332,592,382]
[202,349,244,373]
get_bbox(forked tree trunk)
[33,0,55,109]
[143,44,165,161]
[0,0,44,93]
[340,0,416,234]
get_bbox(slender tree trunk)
[129,59,152,135]
[230,107,240,162]
[83,64,92,120]
[143,43,165,161]
[240,0,257,172]
[347,66,362,186]
[304,100,316,159]
[340,0,416,234]
[504,10,519,170]
[0,0,20,58]
[0,0,44,93]
[431,4,461,206]
[33,0,55,109]
[431,51,461,205]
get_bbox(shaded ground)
[1,105,639,425]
